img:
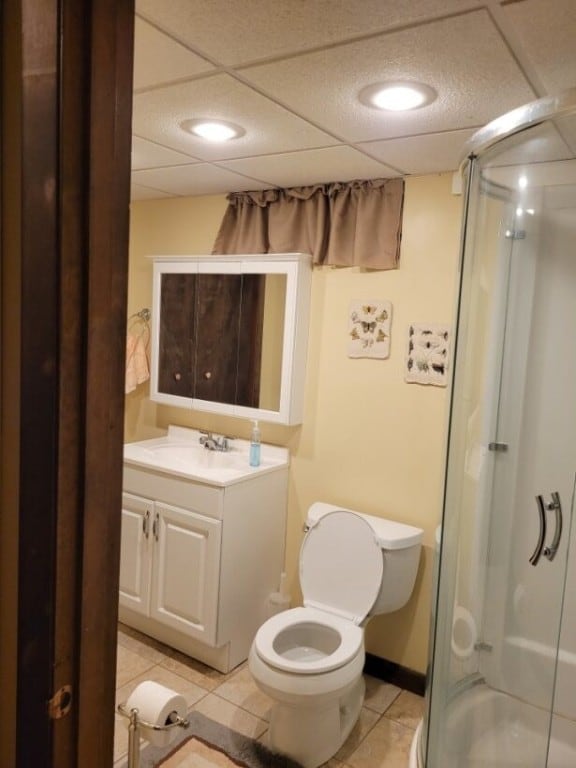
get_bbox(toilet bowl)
[249,503,423,768]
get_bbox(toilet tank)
[307,502,423,616]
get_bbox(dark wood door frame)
[1,1,134,766]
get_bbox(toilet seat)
[300,510,383,624]
[254,511,384,675]
[254,606,364,674]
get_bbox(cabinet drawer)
[123,465,223,520]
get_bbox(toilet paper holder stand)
[117,702,190,768]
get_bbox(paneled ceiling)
[131,0,576,200]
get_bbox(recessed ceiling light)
[181,119,245,142]
[359,81,437,112]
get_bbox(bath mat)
[121,711,303,768]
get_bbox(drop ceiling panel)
[241,11,536,143]
[131,183,173,201]
[132,137,202,170]
[132,163,270,197]
[133,17,214,91]
[361,128,478,175]
[136,0,482,66]
[129,2,576,200]
[219,146,399,188]
[503,0,576,95]
[133,73,339,161]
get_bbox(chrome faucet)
[199,431,232,452]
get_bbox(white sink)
[123,425,289,486]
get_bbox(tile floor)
[114,624,424,768]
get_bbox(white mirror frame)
[149,253,312,425]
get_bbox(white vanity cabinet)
[119,429,289,672]
[119,493,221,646]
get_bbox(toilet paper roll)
[125,681,187,747]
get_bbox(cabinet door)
[158,273,197,398]
[150,502,222,645]
[193,273,264,407]
[119,493,153,615]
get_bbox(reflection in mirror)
[258,274,286,412]
[158,273,196,399]
[157,272,287,410]
[194,273,250,406]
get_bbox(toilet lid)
[300,510,383,624]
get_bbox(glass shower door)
[424,113,576,768]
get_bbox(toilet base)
[265,675,365,768]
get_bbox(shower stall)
[412,89,576,767]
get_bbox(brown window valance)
[212,178,404,270]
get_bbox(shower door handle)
[543,492,563,562]
[531,492,563,565]
[529,495,547,566]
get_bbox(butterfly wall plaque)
[348,300,392,359]
[405,323,450,386]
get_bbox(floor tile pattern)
[114,624,423,768]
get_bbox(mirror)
[150,254,311,425]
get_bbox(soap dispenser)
[249,419,261,467]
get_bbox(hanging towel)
[125,330,150,394]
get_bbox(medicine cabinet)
[149,253,312,424]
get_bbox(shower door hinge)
[488,442,508,453]
[47,685,73,720]
[505,229,526,240]
[474,641,493,653]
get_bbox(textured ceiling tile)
[503,0,576,94]
[132,164,271,196]
[130,2,574,199]
[361,128,479,174]
[241,11,536,143]
[132,73,338,160]
[133,17,214,91]
[136,0,481,65]
[132,137,201,170]
[218,146,399,187]
[131,182,173,200]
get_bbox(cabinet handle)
[173,372,181,381]
[152,512,159,542]
[203,371,212,380]
[143,510,151,539]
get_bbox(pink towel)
[125,331,149,394]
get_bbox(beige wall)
[125,173,462,673]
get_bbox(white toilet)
[249,502,423,768]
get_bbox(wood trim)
[17,0,61,762]
[75,1,134,765]
[0,1,22,765]
[1,1,134,766]
[52,0,90,762]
